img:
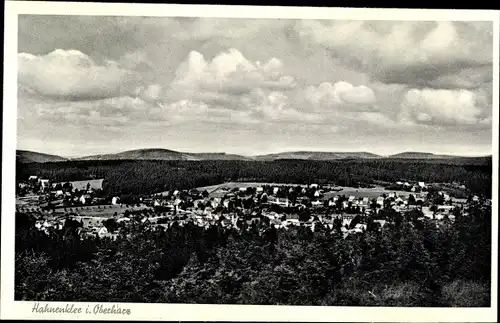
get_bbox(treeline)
[17,158,492,197]
[15,200,491,305]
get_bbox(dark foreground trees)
[15,201,491,306]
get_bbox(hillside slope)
[16,150,67,163]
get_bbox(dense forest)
[16,158,492,197]
[15,199,491,306]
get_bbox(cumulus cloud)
[303,81,377,111]
[295,20,492,87]
[168,49,296,100]
[399,88,489,126]
[133,48,306,123]
[18,49,140,101]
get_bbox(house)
[418,182,425,188]
[354,223,367,231]
[311,200,322,207]
[421,206,433,219]
[111,196,120,205]
[333,195,340,202]
[374,219,387,228]
[396,181,403,185]
[436,205,455,213]
[348,195,355,202]
[256,187,264,193]
[55,190,64,197]
[395,197,404,204]
[28,175,39,181]
[79,195,87,204]
[273,187,280,195]
[97,226,108,237]
[285,219,300,226]
[328,200,336,207]
[239,187,247,192]
[173,190,180,196]
[314,191,321,198]
[376,196,385,206]
[271,197,290,207]
[40,179,50,189]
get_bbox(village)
[16,175,485,241]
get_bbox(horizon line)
[16,147,494,159]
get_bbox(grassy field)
[60,204,148,217]
[196,182,416,199]
[53,179,104,190]
[196,182,308,193]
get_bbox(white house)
[256,187,264,193]
[272,197,290,207]
[374,219,387,228]
[98,227,108,236]
[173,190,180,196]
[348,195,355,202]
[396,181,403,185]
[309,183,319,188]
[314,190,321,198]
[40,179,50,189]
[79,195,87,204]
[418,182,426,188]
[354,223,367,231]
[388,192,396,198]
[29,175,38,181]
[273,187,280,195]
[111,196,120,205]
[376,196,385,206]
[311,200,322,207]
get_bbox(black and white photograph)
[2,2,498,321]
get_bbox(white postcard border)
[2,2,499,321]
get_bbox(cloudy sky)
[17,16,493,157]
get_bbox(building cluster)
[17,176,112,212]
[17,177,485,241]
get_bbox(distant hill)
[16,150,67,163]
[388,152,475,159]
[17,148,491,163]
[189,152,252,161]
[254,151,382,161]
[76,148,252,161]
[76,148,187,161]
